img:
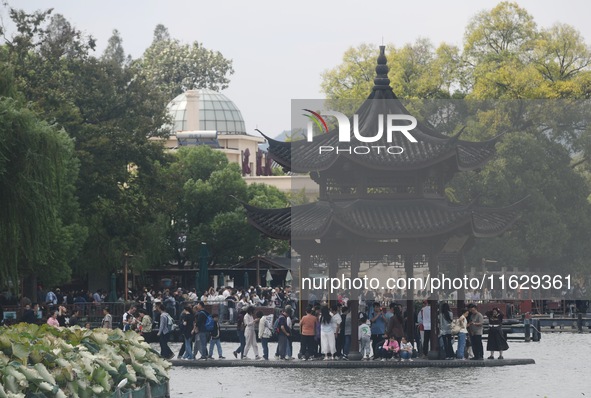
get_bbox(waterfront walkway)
[171,358,535,369]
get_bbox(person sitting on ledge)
[399,336,413,362]
[377,334,400,361]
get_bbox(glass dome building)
[167,89,246,134]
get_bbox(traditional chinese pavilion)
[244,46,520,359]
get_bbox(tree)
[0,65,85,291]
[165,146,289,267]
[138,24,234,101]
[459,132,591,274]
[1,7,172,289]
[151,24,170,45]
[463,1,537,65]
[320,40,460,104]
[320,43,377,105]
[102,29,127,66]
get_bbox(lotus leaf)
[0,324,169,396]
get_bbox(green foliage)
[0,85,84,288]
[138,24,234,101]
[0,6,174,288]
[0,323,170,397]
[286,188,311,205]
[101,29,127,66]
[320,2,591,276]
[321,40,460,103]
[0,4,290,292]
[463,1,537,65]
[165,146,289,267]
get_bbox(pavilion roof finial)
[373,45,391,91]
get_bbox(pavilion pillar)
[327,252,338,305]
[404,255,415,345]
[348,254,362,360]
[428,252,440,360]
[256,256,261,287]
[299,252,311,321]
[456,252,466,314]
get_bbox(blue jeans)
[182,335,193,359]
[235,330,246,357]
[457,333,466,359]
[400,350,411,360]
[261,338,270,360]
[287,338,292,358]
[197,332,208,359]
[277,334,288,358]
[343,335,351,356]
[209,338,222,357]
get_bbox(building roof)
[263,46,499,173]
[243,198,521,241]
[243,46,521,247]
[168,89,246,134]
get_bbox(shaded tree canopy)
[164,146,290,268]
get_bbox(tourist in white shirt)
[456,308,469,360]
[258,311,273,360]
[320,305,337,360]
[418,301,431,358]
[242,306,261,360]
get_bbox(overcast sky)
[11,1,591,137]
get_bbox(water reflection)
[168,334,591,397]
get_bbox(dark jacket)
[196,310,208,331]
[210,321,220,339]
[22,309,37,324]
[180,312,194,338]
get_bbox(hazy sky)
[10,1,591,137]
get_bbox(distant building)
[155,89,318,198]
[161,89,264,173]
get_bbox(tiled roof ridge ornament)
[373,45,392,93]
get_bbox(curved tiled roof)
[264,46,499,173]
[243,199,521,241]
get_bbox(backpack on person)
[204,313,215,332]
[273,315,283,336]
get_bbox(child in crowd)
[358,314,372,361]
[399,336,413,361]
[208,314,225,359]
[379,335,400,361]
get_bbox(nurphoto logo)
[303,109,418,154]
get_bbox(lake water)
[164,333,591,398]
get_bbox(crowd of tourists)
[7,284,512,362]
[127,290,511,362]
